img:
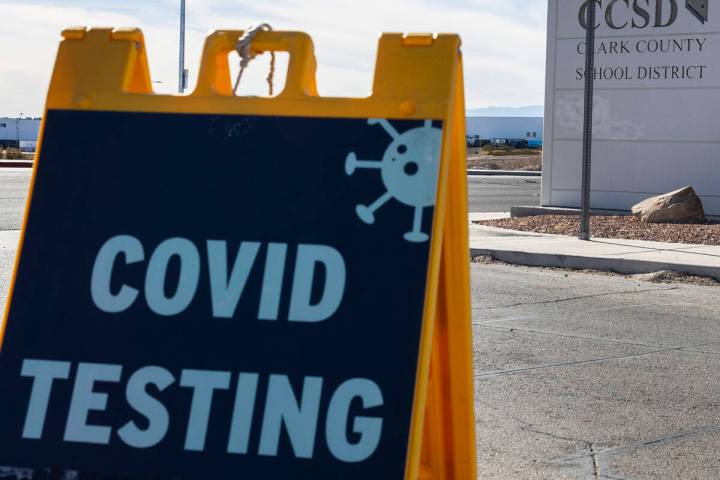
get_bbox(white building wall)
[466,116,543,143]
[0,118,41,142]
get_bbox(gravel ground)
[467,155,541,171]
[477,214,720,246]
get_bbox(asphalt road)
[0,170,539,231]
[468,175,539,212]
[0,169,31,231]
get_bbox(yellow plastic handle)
[194,30,318,98]
[47,27,461,120]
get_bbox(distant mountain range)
[466,105,544,117]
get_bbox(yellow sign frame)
[5,27,476,479]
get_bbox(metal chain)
[233,23,275,96]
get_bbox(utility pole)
[16,114,22,150]
[579,0,596,241]
[178,0,186,93]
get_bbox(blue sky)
[0,0,548,116]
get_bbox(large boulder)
[631,186,705,223]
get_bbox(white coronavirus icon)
[345,119,442,243]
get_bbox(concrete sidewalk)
[469,213,720,280]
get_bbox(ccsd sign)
[579,0,708,29]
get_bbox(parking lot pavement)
[473,261,720,479]
[0,226,717,479]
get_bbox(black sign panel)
[0,110,443,479]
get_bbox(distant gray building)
[466,116,543,147]
[0,118,41,151]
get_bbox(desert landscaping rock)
[631,186,706,224]
[631,270,720,286]
[477,214,720,246]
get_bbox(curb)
[470,247,720,281]
[510,205,629,217]
[0,161,33,168]
[467,169,541,177]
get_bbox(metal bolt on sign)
[579,0,596,241]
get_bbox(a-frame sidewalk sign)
[0,27,476,479]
